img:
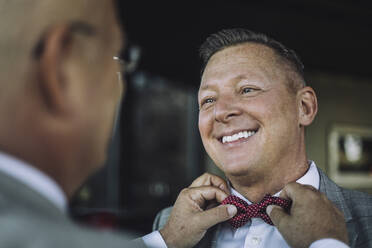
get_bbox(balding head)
[0,0,118,88]
[0,0,124,197]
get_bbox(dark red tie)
[221,194,292,228]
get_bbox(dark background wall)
[119,0,372,86]
[70,0,372,236]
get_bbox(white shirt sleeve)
[310,238,350,248]
[142,231,168,248]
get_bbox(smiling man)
[198,32,312,204]
[153,28,372,248]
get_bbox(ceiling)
[119,0,372,87]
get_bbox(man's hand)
[266,182,349,248]
[159,173,237,248]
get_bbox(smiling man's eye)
[242,87,254,94]
[200,97,215,107]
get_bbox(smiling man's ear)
[297,86,318,127]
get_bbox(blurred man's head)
[0,0,124,197]
[198,29,318,187]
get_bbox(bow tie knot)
[221,194,292,228]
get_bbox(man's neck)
[228,160,309,203]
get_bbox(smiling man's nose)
[214,96,242,123]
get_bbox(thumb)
[266,205,288,228]
[196,204,237,230]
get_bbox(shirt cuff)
[310,238,350,248]
[142,231,168,248]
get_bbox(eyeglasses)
[113,55,125,85]
[113,44,141,83]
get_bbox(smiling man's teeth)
[222,130,256,144]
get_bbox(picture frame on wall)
[328,124,372,189]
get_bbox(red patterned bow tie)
[221,194,292,228]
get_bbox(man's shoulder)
[152,206,173,231]
[0,203,141,248]
[339,187,372,217]
[0,181,138,247]
[338,187,372,247]
[318,167,372,216]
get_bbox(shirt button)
[250,237,261,246]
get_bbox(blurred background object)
[69,0,372,235]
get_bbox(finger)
[266,205,288,228]
[302,184,318,192]
[280,182,306,201]
[278,188,290,200]
[189,173,212,187]
[195,204,237,230]
[188,186,229,207]
[190,173,229,194]
[281,182,320,202]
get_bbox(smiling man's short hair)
[199,28,306,93]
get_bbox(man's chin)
[221,164,255,177]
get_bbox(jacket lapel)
[317,167,358,246]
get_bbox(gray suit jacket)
[0,170,146,248]
[153,168,372,248]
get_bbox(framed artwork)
[328,124,372,189]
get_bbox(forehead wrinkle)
[208,43,288,86]
[199,83,210,91]
[199,43,294,101]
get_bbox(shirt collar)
[230,160,320,204]
[0,151,67,212]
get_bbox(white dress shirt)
[0,151,167,248]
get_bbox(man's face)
[198,43,302,179]
[77,0,124,169]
